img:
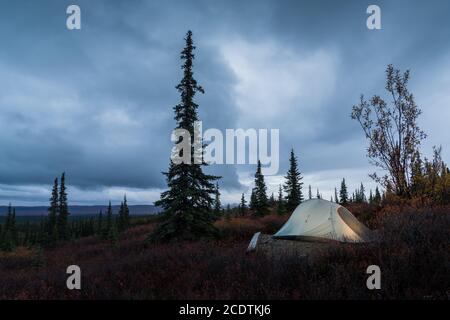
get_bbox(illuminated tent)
[273,199,374,243]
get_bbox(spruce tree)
[1,204,16,251]
[117,195,130,232]
[374,186,382,204]
[150,31,219,242]
[253,160,269,216]
[277,184,286,215]
[339,178,349,205]
[359,182,366,203]
[213,182,221,216]
[123,195,130,229]
[57,172,69,240]
[118,201,125,232]
[107,218,119,246]
[334,187,339,203]
[283,149,303,211]
[239,193,247,216]
[250,188,257,211]
[308,185,312,200]
[48,178,59,244]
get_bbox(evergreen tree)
[213,182,221,216]
[308,185,312,200]
[410,150,425,197]
[277,185,285,215]
[253,160,269,216]
[1,204,16,251]
[374,186,382,204]
[339,178,349,205]
[107,219,119,246]
[239,193,247,216]
[123,195,130,229]
[249,188,257,211]
[48,178,59,244]
[117,201,125,232]
[150,31,219,242]
[117,195,130,232]
[316,189,321,199]
[283,149,303,211]
[57,172,69,240]
[359,182,366,203]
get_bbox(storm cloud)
[0,0,449,205]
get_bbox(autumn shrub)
[0,208,448,299]
[215,216,264,241]
[258,214,288,234]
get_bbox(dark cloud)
[0,0,449,204]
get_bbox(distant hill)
[0,205,160,216]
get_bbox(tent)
[273,199,374,243]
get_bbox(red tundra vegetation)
[0,202,449,300]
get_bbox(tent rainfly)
[273,199,374,243]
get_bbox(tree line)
[0,173,132,251]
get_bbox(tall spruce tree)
[283,149,303,211]
[308,185,312,200]
[57,172,69,240]
[334,187,339,203]
[340,178,349,205]
[253,160,269,216]
[150,31,219,242]
[239,193,247,216]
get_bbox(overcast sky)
[1,0,449,206]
